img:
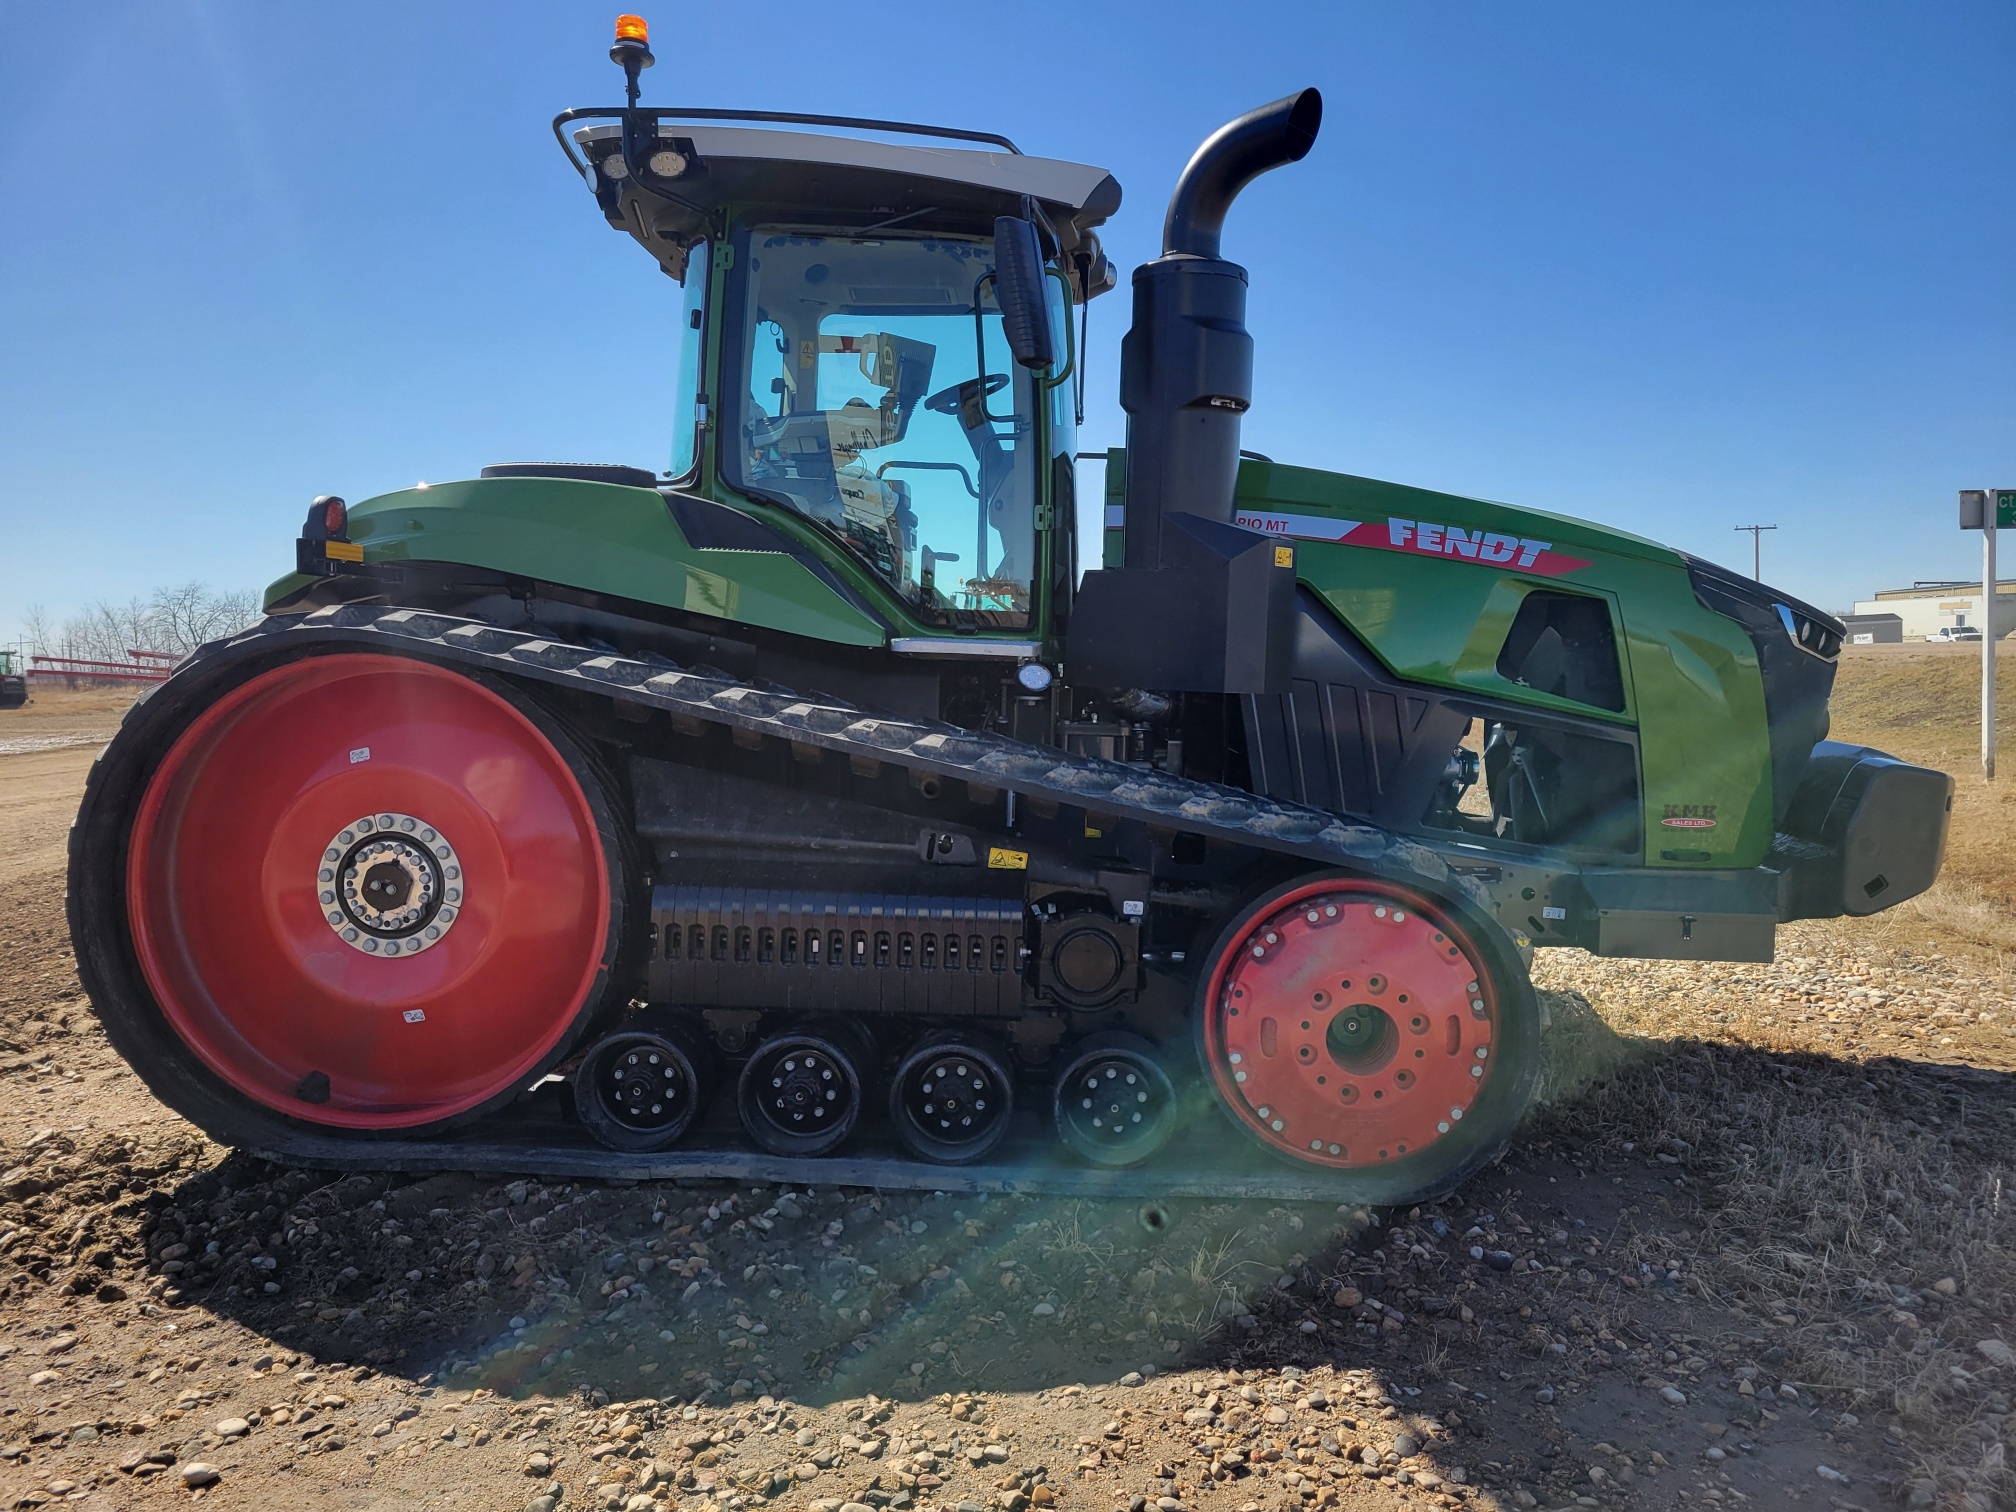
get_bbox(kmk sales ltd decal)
[1230,510,1593,577]
[1660,804,1717,830]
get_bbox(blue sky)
[1,1,2010,643]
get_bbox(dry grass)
[1179,1230,1265,1334]
[0,685,146,726]
[1831,645,2016,971]
[1034,1208,1119,1268]
[1876,882,2016,960]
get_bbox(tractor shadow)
[152,990,2016,1500]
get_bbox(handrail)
[876,460,979,498]
[551,106,1021,181]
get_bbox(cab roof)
[568,120,1121,288]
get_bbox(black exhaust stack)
[1068,89,1321,695]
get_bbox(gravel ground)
[0,688,2007,1512]
[1533,930,2016,1075]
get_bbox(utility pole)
[1734,523,1777,580]
[1960,490,2013,782]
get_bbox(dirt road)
[0,692,131,891]
[0,675,2007,1512]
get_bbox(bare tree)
[44,584,261,666]
[20,604,55,659]
[58,599,150,664]
[145,582,261,657]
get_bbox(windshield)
[726,227,1039,627]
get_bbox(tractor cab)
[562,111,1121,632]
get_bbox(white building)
[1852,580,2016,640]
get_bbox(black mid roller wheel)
[1051,1030,1178,1168]
[736,1018,874,1158]
[888,1031,1015,1165]
[572,1019,713,1153]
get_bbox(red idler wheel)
[1197,875,1538,1194]
[124,652,621,1131]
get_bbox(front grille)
[1685,556,1842,825]
[1775,603,1843,661]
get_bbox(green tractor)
[0,653,24,717]
[0,651,25,711]
[68,20,1951,1201]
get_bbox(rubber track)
[87,605,1522,1199]
[201,605,1473,891]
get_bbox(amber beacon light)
[610,14,654,106]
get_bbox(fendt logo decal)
[1660,804,1718,829]
[1233,510,1592,577]
[1382,518,1590,573]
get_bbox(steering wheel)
[923,372,1008,417]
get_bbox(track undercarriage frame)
[71,603,1551,1205]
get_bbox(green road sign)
[2000,490,2016,529]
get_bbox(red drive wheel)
[124,652,622,1132]
[1197,874,1539,1198]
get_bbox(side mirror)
[992,217,1058,371]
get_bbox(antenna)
[1735,523,1778,580]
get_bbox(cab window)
[725,227,1039,628]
